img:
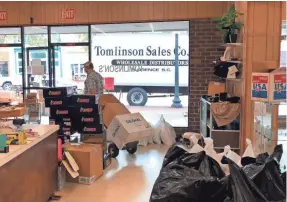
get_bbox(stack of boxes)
[43,87,74,143]
[71,95,103,135]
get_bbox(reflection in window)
[91,21,189,127]
[0,62,8,77]
[0,28,21,44]
[51,26,89,43]
[31,52,46,59]
[24,26,48,47]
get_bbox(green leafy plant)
[213,4,244,34]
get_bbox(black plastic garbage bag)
[242,145,286,201]
[222,157,269,202]
[281,172,286,192]
[150,148,227,202]
[161,145,187,168]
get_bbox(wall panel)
[0,1,228,26]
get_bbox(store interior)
[0,1,286,202]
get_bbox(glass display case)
[253,102,287,171]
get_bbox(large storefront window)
[91,21,189,127]
[278,20,287,171]
[0,27,23,103]
[51,26,89,43]
[0,27,21,44]
[24,26,49,88]
[50,26,89,89]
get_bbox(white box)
[252,68,286,102]
[251,73,270,101]
[107,113,153,149]
[269,68,286,103]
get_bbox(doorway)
[26,47,49,88]
[51,45,89,91]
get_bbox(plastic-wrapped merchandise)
[152,117,164,144]
[160,118,176,146]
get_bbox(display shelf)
[220,43,243,47]
[200,98,241,150]
[226,60,242,64]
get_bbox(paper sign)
[252,75,269,99]
[273,74,286,100]
[31,59,41,66]
[61,9,75,19]
[0,11,7,20]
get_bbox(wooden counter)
[0,124,59,202]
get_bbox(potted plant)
[213,4,243,43]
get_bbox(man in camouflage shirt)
[84,61,104,95]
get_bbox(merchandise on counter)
[6,131,27,145]
[43,87,74,98]
[0,133,9,153]
[0,104,26,118]
[107,112,153,150]
[64,143,104,185]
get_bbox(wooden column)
[237,2,283,152]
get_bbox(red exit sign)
[61,9,75,19]
[0,11,7,20]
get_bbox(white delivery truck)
[92,31,189,106]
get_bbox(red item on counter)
[58,139,63,162]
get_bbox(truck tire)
[127,87,148,106]
[2,82,12,91]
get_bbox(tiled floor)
[57,144,169,202]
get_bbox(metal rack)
[200,98,241,151]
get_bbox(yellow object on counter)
[6,131,27,145]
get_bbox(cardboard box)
[73,105,99,116]
[102,103,130,127]
[107,112,152,149]
[44,97,71,108]
[269,68,286,102]
[98,94,120,106]
[26,92,38,99]
[0,91,16,102]
[65,143,103,185]
[207,82,226,96]
[82,135,105,144]
[43,87,74,98]
[251,73,270,101]
[252,69,286,102]
[49,106,74,119]
[80,123,103,134]
[71,95,97,106]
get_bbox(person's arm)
[94,74,104,94]
[85,73,97,94]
